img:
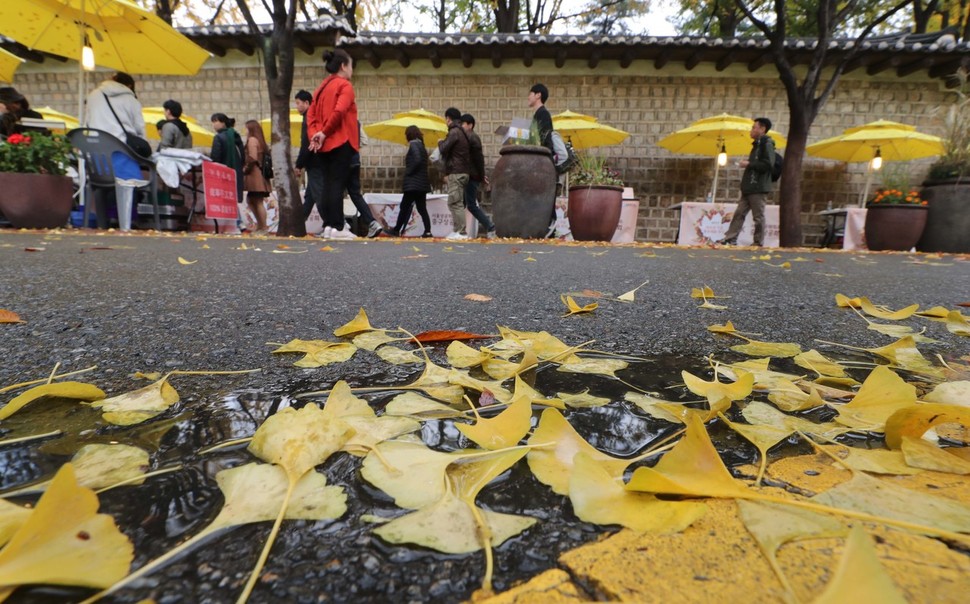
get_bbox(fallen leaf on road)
[464,294,492,302]
[177,257,196,265]
[561,295,597,316]
[24,247,44,252]
[0,310,25,324]
[618,280,649,302]
[412,330,493,343]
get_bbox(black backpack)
[771,152,783,182]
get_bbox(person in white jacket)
[85,72,146,144]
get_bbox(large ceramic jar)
[0,172,74,229]
[864,203,928,251]
[917,178,970,253]
[567,185,624,241]
[490,145,557,238]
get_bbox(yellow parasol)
[35,107,81,133]
[364,108,449,147]
[551,110,629,149]
[0,0,210,76]
[142,107,215,147]
[658,113,789,202]
[806,120,944,205]
[260,110,303,147]
[0,47,25,83]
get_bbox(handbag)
[261,152,273,180]
[102,93,152,158]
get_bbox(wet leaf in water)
[250,404,353,480]
[0,382,105,421]
[333,308,376,337]
[375,345,424,365]
[412,330,493,343]
[457,395,532,450]
[741,401,849,440]
[272,339,358,367]
[0,465,133,594]
[322,382,420,456]
[719,413,794,485]
[766,379,826,412]
[527,408,628,495]
[4,444,150,496]
[813,526,907,604]
[730,340,802,358]
[361,441,465,509]
[91,376,179,426]
[626,414,747,498]
[384,392,464,419]
[352,330,399,351]
[835,366,917,432]
[558,390,611,408]
[494,327,579,363]
[448,370,512,403]
[482,346,537,380]
[900,436,970,475]
[884,403,970,449]
[557,358,628,378]
[923,381,970,406]
[793,349,847,378]
[561,295,597,316]
[947,310,970,336]
[569,452,706,532]
[0,501,31,548]
[682,369,753,406]
[446,341,490,369]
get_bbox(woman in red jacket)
[307,49,359,240]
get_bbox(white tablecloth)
[675,201,780,247]
[154,149,209,188]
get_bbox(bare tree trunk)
[778,110,810,246]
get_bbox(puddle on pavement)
[0,348,955,603]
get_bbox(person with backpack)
[528,83,560,237]
[720,117,777,247]
[438,107,472,240]
[460,114,496,239]
[242,119,271,233]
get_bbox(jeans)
[394,190,431,235]
[464,179,493,232]
[723,192,768,245]
[303,154,325,221]
[321,142,355,230]
[446,173,469,234]
[347,159,376,225]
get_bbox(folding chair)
[67,128,161,230]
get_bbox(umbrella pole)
[711,157,720,203]
[77,12,88,217]
[859,165,874,208]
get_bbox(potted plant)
[918,68,970,253]
[0,132,75,229]
[864,186,929,251]
[567,153,624,241]
[491,122,557,238]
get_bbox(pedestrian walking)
[527,83,559,236]
[388,125,432,237]
[293,89,324,221]
[210,113,245,227]
[307,49,359,240]
[438,107,471,240]
[243,119,271,233]
[719,117,776,247]
[460,113,496,239]
[347,123,383,238]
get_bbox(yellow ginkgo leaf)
[0,500,31,548]
[884,403,970,449]
[568,452,707,532]
[682,369,754,406]
[448,369,512,403]
[900,436,970,475]
[626,414,747,498]
[384,392,464,419]
[730,339,802,358]
[617,280,649,302]
[524,257,537,262]
[835,293,862,308]
[915,306,951,320]
[293,343,358,367]
[248,404,354,480]
[375,345,424,365]
[857,297,919,320]
[352,330,398,351]
[361,441,465,509]
[526,408,628,495]
[561,294,597,316]
[923,381,970,407]
[90,376,179,426]
[835,366,917,431]
[707,320,740,335]
[767,379,826,412]
[691,285,728,299]
[821,443,921,475]
[0,382,105,421]
[481,346,538,380]
[812,526,907,604]
[494,327,579,363]
[557,357,628,378]
[718,358,800,392]
[558,390,611,408]
[333,308,375,337]
[457,395,533,450]
[319,382,420,456]
[742,401,849,441]
[8,444,151,497]
[176,257,197,265]
[947,310,970,336]
[793,349,847,378]
[719,413,794,485]
[446,341,490,368]
[0,464,133,593]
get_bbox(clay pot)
[0,172,74,229]
[567,185,624,241]
[490,145,557,238]
[917,178,970,253]
[864,203,928,251]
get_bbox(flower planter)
[567,185,624,241]
[864,203,928,251]
[916,178,970,253]
[0,172,74,229]
[490,145,557,238]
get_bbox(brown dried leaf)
[0,310,25,324]
[412,330,493,344]
[464,294,493,302]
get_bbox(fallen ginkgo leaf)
[176,257,197,265]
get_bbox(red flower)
[6,133,27,145]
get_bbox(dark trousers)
[723,192,768,245]
[395,191,431,235]
[348,157,375,224]
[302,154,325,220]
[321,142,355,229]
[464,179,493,232]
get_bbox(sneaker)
[321,226,333,239]
[720,237,737,246]
[421,232,433,238]
[330,228,357,240]
[366,221,383,238]
[486,229,497,240]
[448,232,469,241]
[386,228,399,237]
[445,231,461,240]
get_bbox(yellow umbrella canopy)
[364,109,449,147]
[260,111,303,147]
[35,106,81,132]
[806,120,944,162]
[0,47,25,83]
[658,113,788,156]
[551,110,629,149]
[0,0,210,75]
[142,107,215,147]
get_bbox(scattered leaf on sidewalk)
[794,349,847,378]
[375,346,424,365]
[707,320,739,335]
[884,403,970,449]
[561,295,597,316]
[617,280,649,302]
[457,395,532,450]
[91,375,179,426]
[923,381,970,406]
[0,382,106,421]
[176,257,196,265]
[915,306,950,320]
[682,369,753,406]
[0,310,24,324]
[946,310,970,336]
[835,293,862,308]
[730,339,802,358]
[813,526,908,604]
[464,294,493,302]
[334,308,375,337]
[691,286,729,299]
[900,436,970,474]
[447,341,490,368]
[413,330,493,343]
[835,366,917,431]
[858,297,919,320]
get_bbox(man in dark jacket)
[528,83,558,236]
[438,107,471,240]
[460,114,496,239]
[721,117,776,247]
[293,89,324,221]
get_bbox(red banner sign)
[202,160,239,220]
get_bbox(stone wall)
[13,51,948,244]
